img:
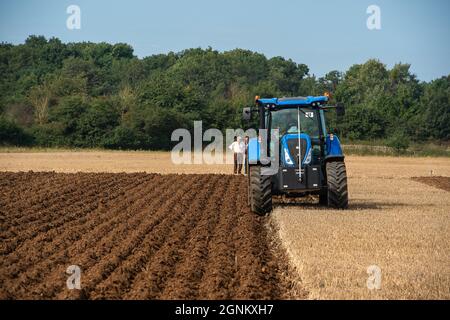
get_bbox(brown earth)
[411,176,450,192]
[0,172,300,300]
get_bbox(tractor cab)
[243,96,349,215]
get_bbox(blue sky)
[1,0,449,81]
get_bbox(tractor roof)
[256,96,328,107]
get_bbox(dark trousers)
[244,151,248,174]
[234,153,243,174]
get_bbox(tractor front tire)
[324,161,348,209]
[249,166,272,215]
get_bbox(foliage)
[0,117,31,145]
[0,36,449,150]
[386,131,410,154]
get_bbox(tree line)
[0,35,448,150]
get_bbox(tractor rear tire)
[249,166,272,215]
[325,161,348,209]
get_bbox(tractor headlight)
[284,148,294,165]
[304,148,312,165]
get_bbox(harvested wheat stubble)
[0,172,296,300]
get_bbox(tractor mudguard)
[247,137,260,164]
[325,134,344,161]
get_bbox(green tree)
[0,117,31,145]
[28,80,52,125]
[0,36,449,150]
[386,131,410,154]
[75,98,120,147]
[421,76,450,140]
[340,104,387,140]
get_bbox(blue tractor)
[242,95,349,215]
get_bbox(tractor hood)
[281,133,312,167]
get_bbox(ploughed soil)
[412,176,450,192]
[0,172,297,300]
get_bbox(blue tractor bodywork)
[257,96,329,107]
[245,95,349,213]
[281,133,312,167]
[247,95,344,165]
[248,137,260,164]
[325,134,344,161]
[248,133,344,164]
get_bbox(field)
[273,157,450,299]
[0,172,297,299]
[1,151,449,299]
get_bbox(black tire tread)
[326,161,348,209]
[249,166,272,215]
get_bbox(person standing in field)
[244,136,249,175]
[229,136,245,174]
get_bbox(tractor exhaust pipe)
[297,106,302,181]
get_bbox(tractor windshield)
[270,107,321,138]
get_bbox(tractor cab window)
[270,107,320,138]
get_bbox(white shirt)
[229,141,245,154]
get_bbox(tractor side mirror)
[242,107,252,121]
[336,103,345,117]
